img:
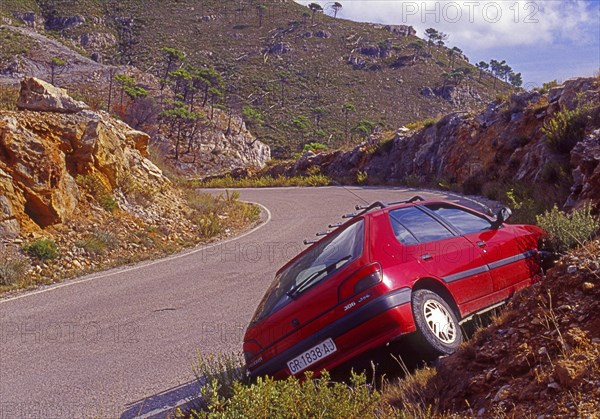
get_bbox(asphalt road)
[0,187,492,418]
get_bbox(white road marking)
[0,203,272,305]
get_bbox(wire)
[342,185,370,205]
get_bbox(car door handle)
[476,241,487,248]
[420,253,433,261]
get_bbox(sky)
[295,0,600,86]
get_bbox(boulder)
[314,30,332,38]
[384,25,417,37]
[269,43,291,54]
[17,78,89,114]
[45,15,85,31]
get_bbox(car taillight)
[243,340,262,365]
[354,270,382,294]
[243,351,254,364]
[338,263,382,301]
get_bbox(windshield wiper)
[286,255,352,299]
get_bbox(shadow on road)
[120,380,201,419]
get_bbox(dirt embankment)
[392,241,600,417]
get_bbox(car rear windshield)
[253,219,365,322]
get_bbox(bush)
[537,80,559,95]
[184,190,261,239]
[23,239,59,260]
[0,246,30,286]
[191,370,380,418]
[504,187,548,225]
[356,170,368,185]
[542,106,587,154]
[404,117,439,131]
[536,203,599,253]
[193,352,248,400]
[75,230,119,255]
[303,142,327,154]
[196,174,331,188]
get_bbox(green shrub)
[292,115,311,132]
[303,142,327,154]
[536,203,599,253]
[98,195,119,212]
[194,212,224,239]
[191,370,380,418]
[196,174,331,188]
[542,106,587,154]
[23,239,59,260]
[537,80,559,95]
[75,230,119,255]
[356,170,368,185]
[404,117,439,131]
[0,246,30,286]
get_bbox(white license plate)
[287,338,337,375]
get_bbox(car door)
[386,206,494,307]
[424,203,536,294]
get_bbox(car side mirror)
[493,207,512,228]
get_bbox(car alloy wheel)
[412,289,463,354]
[423,299,457,344]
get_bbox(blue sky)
[295,1,600,86]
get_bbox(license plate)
[287,338,337,375]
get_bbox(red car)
[243,197,546,379]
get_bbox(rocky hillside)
[390,241,600,417]
[0,0,512,156]
[270,77,600,209]
[0,23,271,177]
[0,78,260,291]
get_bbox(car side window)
[426,204,492,235]
[388,207,454,244]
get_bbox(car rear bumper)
[247,287,413,378]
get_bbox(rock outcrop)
[0,78,179,237]
[16,77,89,113]
[267,77,600,208]
[568,129,600,206]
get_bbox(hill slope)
[265,77,600,211]
[0,0,512,157]
[388,241,600,417]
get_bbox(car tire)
[412,289,462,355]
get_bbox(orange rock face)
[0,78,161,236]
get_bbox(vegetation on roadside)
[195,173,331,189]
[23,238,59,260]
[188,352,381,418]
[0,186,261,295]
[0,245,30,286]
[536,202,599,253]
[185,190,260,240]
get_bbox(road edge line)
[0,202,272,305]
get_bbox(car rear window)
[389,207,454,244]
[253,219,365,322]
[426,204,492,235]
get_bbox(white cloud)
[297,1,599,51]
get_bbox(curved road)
[0,187,490,418]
